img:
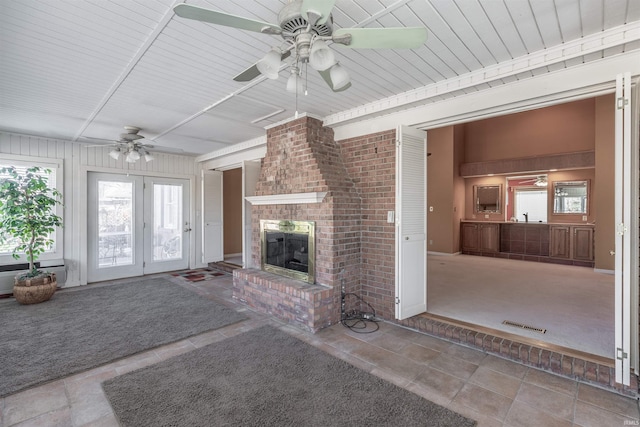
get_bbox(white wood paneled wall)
[0,132,201,286]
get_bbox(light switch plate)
[387,211,395,223]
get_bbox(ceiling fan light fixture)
[286,67,304,94]
[126,149,140,163]
[144,151,154,162]
[256,49,282,80]
[329,62,350,91]
[108,148,121,160]
[309,39,335,71]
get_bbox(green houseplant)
[0,166,63,304]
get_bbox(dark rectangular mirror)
[474,184,501,213]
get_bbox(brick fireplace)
[232,115,361,332]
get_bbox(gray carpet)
[103,325,477,427]
[0,278,247,397]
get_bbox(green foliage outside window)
[0,166,63,277]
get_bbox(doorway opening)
[423,95,620,360]
[223,168,243,266]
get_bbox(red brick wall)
[338,130,397,319]
[252,116,361,291]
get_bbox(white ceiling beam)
[72,0,183,141]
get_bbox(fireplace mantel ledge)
[245,192,327,205]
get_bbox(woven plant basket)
[13,272,57,305]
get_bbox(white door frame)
[614,72,637,386]
[242,160,261,268]
[201,170,224,264]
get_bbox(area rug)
[171,267,226,282]
[0,278,247,397]
[103,325,477,427]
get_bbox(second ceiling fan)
[173,0,428,93]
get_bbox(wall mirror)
[553,180,588,214]
[474,184,501,213]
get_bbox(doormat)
[171,268,226,282]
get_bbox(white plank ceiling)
[1,0,639,155]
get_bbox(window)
[514,188,547,223]
[0,155,63,265]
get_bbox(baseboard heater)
[0,261,66,296]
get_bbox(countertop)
[461,220,595,226]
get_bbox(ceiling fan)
[173,0,428,93]
[520,175,548,187]
[85,126,156,163]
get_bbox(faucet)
[523,212,528,223]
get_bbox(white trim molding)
[325,21,640,129]
[245,192,327,205]
[196,135,267,163]
[332,51,640,141]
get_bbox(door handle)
[184,228,192,232]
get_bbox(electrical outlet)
[429,239,433,245]
[387,211,395,223]
[485,214,489,219]
[582,215,587,221]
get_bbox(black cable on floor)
[341,292,380,333]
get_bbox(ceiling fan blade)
[318,69,351,93]
[333,27,427,49]
[301,0,336,25]
[173,4,281,34]
[233,50,292,82]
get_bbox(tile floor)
[1,271,639,427]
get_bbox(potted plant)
[0,166,63,304]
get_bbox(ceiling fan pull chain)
[295,70,299,119]
[304,62,308,96]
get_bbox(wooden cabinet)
[461,221,594,264]
[549,224,594,261]
[479,223,500,253]
[549,225,571,258]
[461,223,480,251]
[572,226,594,261]
[461,222,499,254]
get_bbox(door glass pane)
[98,181,133,267]
[153,184,182,261]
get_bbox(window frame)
[0,154,64,267]
[513,187,548,223]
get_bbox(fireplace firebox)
[260,219,315,284]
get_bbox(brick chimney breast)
[252,116,361,289]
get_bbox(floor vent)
[502,320,547,334]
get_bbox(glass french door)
[143,176,190,274]
[87,173,190,282]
